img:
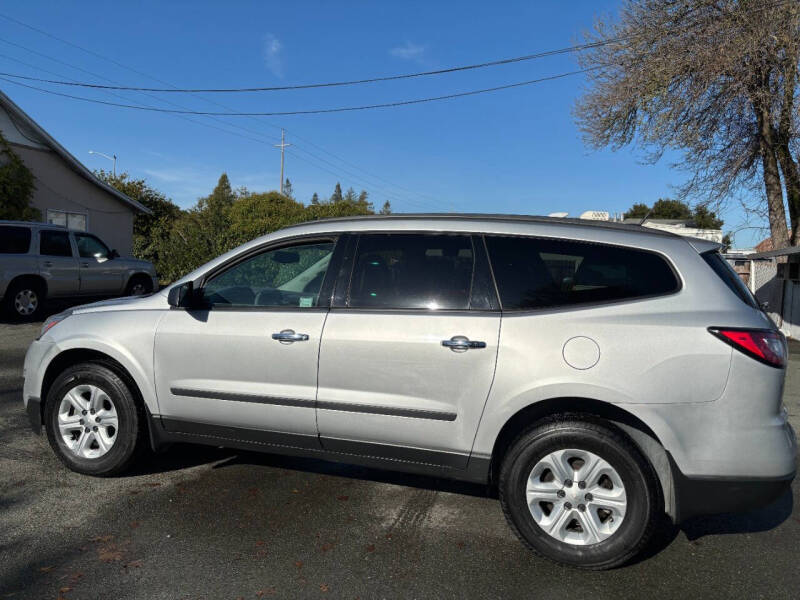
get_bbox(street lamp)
[88,150,117,176]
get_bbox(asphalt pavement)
[1,306,799,599]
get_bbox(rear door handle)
[442,336,486,351]
[272,329,309,343]
[81,262,90,267]
[43,261,53,267]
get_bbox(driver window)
[75,233,110,260]
[200,241,335,308]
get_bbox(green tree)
[310,192,320,205]
[651,199,691,220]
[624,199,693,220]
[283,178,294,200]
[380,200,392,215]
[95,170,181,278]
[227,191,305,248]
[0,131,39,221]
[330,182,343,203]
[623,203,649,220]
[691,205,724,230]
[197,173,237,255]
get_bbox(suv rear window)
[0,226,31,254]
[485,235,679,310]
[701,251,759,308]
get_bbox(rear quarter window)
[485,235,679,310]
[701,251,759,308]
[0,226,32,254]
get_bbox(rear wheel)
[44,362,144,476]
[4,279,45,320]
[499,417,660,570]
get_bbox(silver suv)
[22,215,796,569]
[1,221,158,319]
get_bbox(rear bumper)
[670,452,795,522]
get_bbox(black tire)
[125,275,153,296]
[3,278,45,321]
[44,362,144,476]
[498,416,661,570]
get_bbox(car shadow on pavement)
[130,441,795,538]
[133,442,493,498]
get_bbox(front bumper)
[22,338,55,434]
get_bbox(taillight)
[708,327,787,368]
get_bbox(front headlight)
[38,312,70,339]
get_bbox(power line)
[0,39,616,93]
[0,42,280,147]
[0,0,792,94]
[0,25,447,211]
[0,68,592,116]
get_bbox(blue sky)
[0,1,768,246]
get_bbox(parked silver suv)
[22,215,796,569]
[1,220,158,319]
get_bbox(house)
[0,90,149,257]
[746,245,800,339]
[621,218,724,243]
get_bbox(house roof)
[750,245,800,259]
[0,90,150,214]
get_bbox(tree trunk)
[776,143,800,245]
[756,105,790,249]
[762,144,790,249]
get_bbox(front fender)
[34,311,164,415]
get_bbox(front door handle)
[81,262,90,267]
[272,329,309,343]
[442,336,486,351]
[43,261,53,267]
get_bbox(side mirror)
[168,281,194,308]
[109,249,119,259]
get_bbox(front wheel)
[44,362,144,476]
[126,275,153,296]
[499,417,660,570]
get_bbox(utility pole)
[274,129,291,194]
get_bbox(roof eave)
[0,90,151,215]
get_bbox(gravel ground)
[1,307,798,599]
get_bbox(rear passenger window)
[348,234,474,309]
[39,231,73,257]
[0,226,31,254]
[485,236,679,310]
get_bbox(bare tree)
[574,0,800,247]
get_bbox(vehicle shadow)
[131,441,795,542]
[130,442,491,498]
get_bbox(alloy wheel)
[526,448,627,545]
[57,384,119,459]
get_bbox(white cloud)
[389,41,426,62]
[263,33,285,77]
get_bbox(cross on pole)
[274,129,291,194]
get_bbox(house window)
[46,209,87,231]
